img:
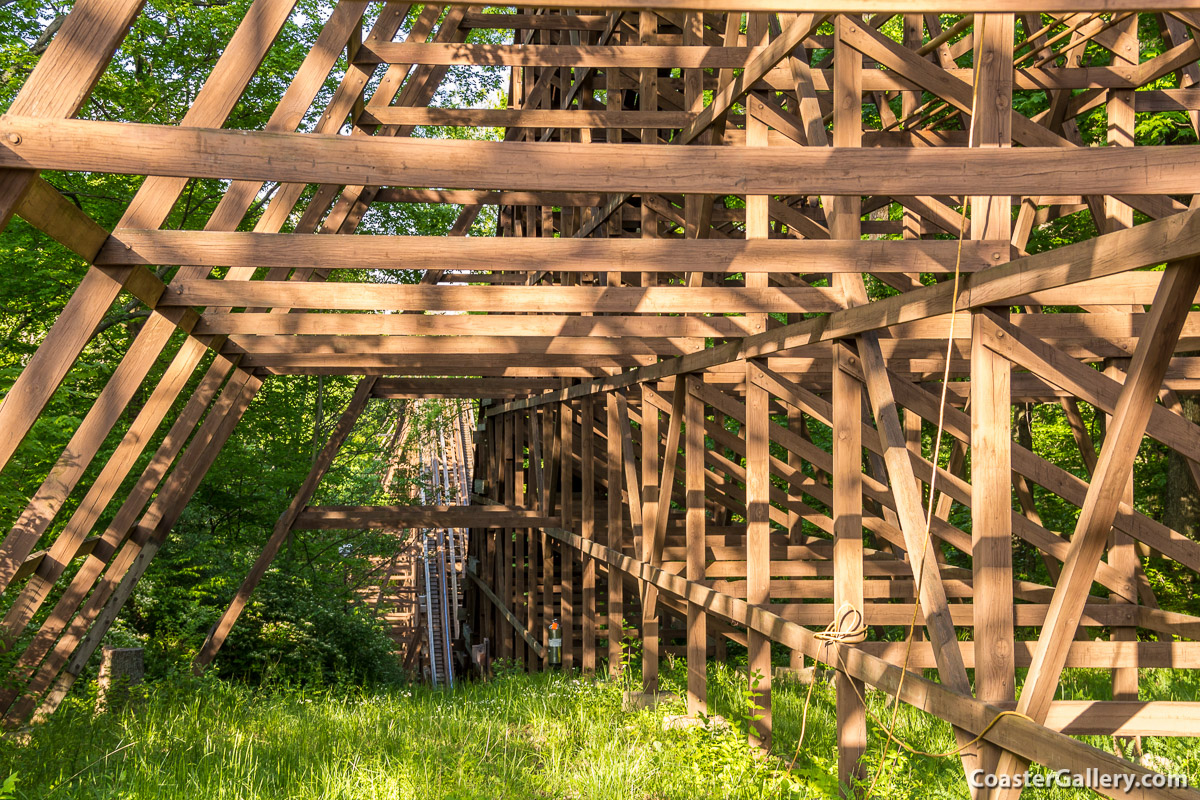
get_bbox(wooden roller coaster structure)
[3,0,1200,797]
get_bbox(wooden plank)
[970,312,1016,764]
[100,229,1007,273]
[361,107,694,128]
[371,378,560,399]
[745,361,771,748]
[198,312,762,337]
[856,332,982,776]
[970,12,1016,781]
[857,640,1200,670]
[467,571,547,659]
[831,345,867,793]
[640,382,661,692]
[161,283,846,314]
[685,375,706,715]
[560,399,575,670]
[0,356,236,714]
[0,334,211,642]
[0,268,131,475]
[581,396,597,674]
[225,334,704,357]
[15,177,110,261]
[460,12,610,31]
[7,116,1200,195]
[607,393,624,677]
[976,313,1200,574]
[291,505,557,529]
[117,0,302,229]
[359,42,768,67]
[11,538,101,585]
[0,312,182,593]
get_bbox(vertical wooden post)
[685,375,707,715]
[641,383,661,692]
[516,412,530,669]
[1105,12,1141,723]
[526,410,541,670]
[500,413,514,661]
[560,399,576,670]
[831,19,871,787]
[970,312,1015,773]
[745,362,772,748]
[682,10,706,242]
[607,392,625,676]
[833,345,867,796]
[541,407,556,670]
[971,15,1016,779]
[581,395,597,674]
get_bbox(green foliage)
[6,664,1194,799]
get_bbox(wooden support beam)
[640,382,661,692]
[832,345,867,794]
[467,571,548,659]
[359,42,769,68]
[746,361,772,748]
[607,392,624,676]
[292,505,558,530]
[0,334,212,642]
[160,282,845,314]
[970,13,1016,782]
[0,313,183,594]
[6,116,1200,195]
[685,375,706,715]
[99,229,1007,274]
[560,399,576,670]
[581,396,597,673]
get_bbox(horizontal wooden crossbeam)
[292,505,559,529]
[3,116,1198,194]
[195,313,764,337]
[371,378,562,399]
[356,43,768,67]
[160,283,847,313]
[360,107,697,128]
[98,230,1009,273]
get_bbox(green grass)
[1,660,1198,799]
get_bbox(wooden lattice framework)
[4,0,1200,796]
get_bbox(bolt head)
[5,133,21,145]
